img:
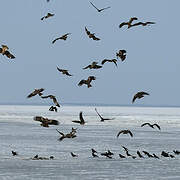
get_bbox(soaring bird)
[27,88,44,98]
[72,111,85,125]
[85,27,100,41]
[95,108,114,122]
[117,130,133,138]
[141,123,161,130]
[34,116,59,127]
[130,21,155,28]
[71,152,78,157]
[119,17,138,28]
[52,33,71,43]
[83,61,102,70]
[101,59,117,67]
[57,67,73,76]
[132,91,149,103]
[49,106,57,112]
[0,45,15,59]
[56,129,76,141]
[41,13,54,20]
[78,76,96,88]
[41,95,60,107]
[116,50,126,61]
[90,2,110,12]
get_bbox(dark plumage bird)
[137,151,144,158]
[121,146,132,157]
[52,33,71,43]
[101,59,118,67]
[50,156,54,159]
[119,17,138,28]
[142,151,154,158]
[49,106,57,112]
[90,2,110,12]
[0,45,15,59]
[72,111,86,125]
[153,153,159,159]
[91,148,97,154]
[117,130,133,138]
[56,129,76,141]
[57,67,73,76]
[100,151,113,159]
[41,13,54,20]
[12,151,18,156]
[71,152,78,157]
[95,108,114,122]
[41,95,60,107]
[119,154,126,158]
[78,76,96,88]
[161,151,170,157]
[92,152,99,158]
[132,91,149,103]
[173,150,180,155]
[141,123,161,130]
[130,21,155,28]
[85,27,100,41]
[33,116,59,127]
[27,88,44,98]
[116,50,126,61]
[83,61,102,70]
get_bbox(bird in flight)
[141,123,161,130]
[85,27,100,41]
[83,61,102,70]
[90,2,110,13]
[34,116,59,127]
[49,106,57,112]
[117,130,133,138]
[52,33,71,43]
[56,129,77,141]
[119,17,138,28]
[41,95,60,107]
[95,108,114,122]
[72,111,86,125]
[0,45,15,59]
[27,88,44,98]
[41,13,54,20]
[101,59,118,67]
[78,76,96,88]
[116,50,126,61]
[132,91,149,103]
[57,67,73,76]
[130,21,155,28]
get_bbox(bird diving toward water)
[90,2,110,12]
[141,123,161,130]
[95,108,115,122]
[83,61,102,70]
[101,59,118,67]
[132,91,149,103]
[34,116,59,127]
[41,95,60,107]
[41,13,54,20]
[117,130,133,138]
[116,50,126,61]
[130,21,155,28]
[78,76,96,88]
[0,45,15,59]
[52,33,71,43]
[72,111,86,125]
[119,17,138,28]
[57,67,73,76]
[85,27,100,41]
[27,88,44,98]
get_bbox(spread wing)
[57,67,64,72]
[41,95,51,99]
[27,88,44,98]
[153,124,161,130]
[90,2,99,11]
[99,7,111,11]
[79,111,85,124]
[52,96,60,107]
[127,130,133,137]
[141,92,149,96]
[117,130,124,138]
[56,129,64,136]
[101,59,109,65]
[83,65,91,69]
[52,37,61,44]
[95,108,104,120]
[78,80,86,86]
[4,51,15,59]
[85,27,91,36]
[33,116,44,122]
[92,35,100,41]
[132,94,138,103]
[72,120,80,124]
[119,22,128,28]
[141,123,151,127]
[47,119,59,125]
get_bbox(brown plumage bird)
[34,116,59,127]
[116,50,126,61]
[72,111,85,125]
[83,61,102,70]
[95,108,114,122]
[90,2,110,12]
[101,59,117,67]
[0,45,15,59]
[132,91,149,103]
[41,13,54,20]
[85,27,100,41]
[117,130,133,138]
[41,95,60,107]
[78,76,96,88]
[119,17,138,28]
[56,129,76,141]
[27,88,44,98]
[141,123,161,130]
[49,106,57,112]
[57,67,73,76]
[130,21,155,28]
[52,33,71,43]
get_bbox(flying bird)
[34,116,59,127]
[57,67,73,76]
[130,21,155,28]
[141,123,161,130]
[56,129,76,141]
[72,111,86,125]
[52,33,71,43]
[41,95,60,107]
[27,88,44,98]
[0,45,15,59]
[95,108,114,122]
[78,76,96,88]
[117,130,133,138]
[119,17,138,28]
[49,106,57,112]
[85,27,100,41]
[101,59,118,67]
[83,61,102,70]
[90,2,110,12]
[41,13,54,20]
[132,91,149,103]
[116,50,126,61]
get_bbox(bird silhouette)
[78,76,96,88]
[52,33,71,43]
[34,116,59,127]
[116,50,126,61]
[0,45,15,59]
[57,67,73,76]
[117,130,133,138]
[119,17,138,28]
[132,91,149,103]
[141,123,161,130]
[95,108,114,122]
[49,106,57,112]
[41,13,54,20]
[85,27,100,41]
[27,88,44,98]
[83,61,102,70]
[101,59,118,67]
[71,152,78,157]
[72,111,86,125]
[56,129,76,141]
[90,2,110,12]
[41,95,60,107]
[12,151,18,156]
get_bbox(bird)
[161,151,170,157]
[49,106,57,112]
[173,150,180,155]
[41,95,60,107]
[41,13,54,20]
[92,152,99,158]
[85,27,100,41]
[56,129,76,141]
[78,76,96,88]
[50,156,54,159]
[137,151,144,158]
[117,130,133,138]
[90,2,110,12]
[52,33,71,43]
[0,45,15,59]
[141,123,161,130]
[153,153,159,159]
[95,108,114,122]
[12,151,18,156]
[121,146,132,157]
[72,111,86,125]
[83,61,102,70]
[119,154,126,158]
[142,151,154,158]
[27,88,44,98]
[119,17,138,28]
[33,116,59,127]
[101,59,118,67]
[116,50,126,61]
[57,67,73,76]
[71,152,78,157]
[100,151,113,159]
[91,148,97,154]
[130,21,155,28]
[132,91,149,103]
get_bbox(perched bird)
[41,95,60,107]
[78,76,96,88]
[0,45,15,59]
[12,151,18,156]
[52,33,71,43]
[41,13,54,20]
[72,111,86,125]
[132,91,149,103]
[33,116,59,127]
[137,151,144,158]
[95,108,114,122]
[57,67,73,76]
[71,152,78,157]
[49,106,57,112]
[85,27,100,41]
[130,21,155,28]
[119,17,138,28]
[117,130,133,138]
[101,59,118,67]
[90,2,110,12]
[83,61,102,70]
[119,154,126,158]
[27,88,44,98]
[141,123,161,130]
[116,50,126,61]
[56,129,76,141]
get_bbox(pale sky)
[0,0,179,106]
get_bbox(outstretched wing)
[141,123,151,127]
[85,27,91,36]
[95,108,104,121]
[92,35,100,41]
[83,65,91,69]
[52,96,60,107]
[48,119,59,125]
[72,120,80,124]
[56,129,64,136]
[4,51,15,59]
[52,37,60,44]
[99,6,111,11]
[119,22,128,28]
[90,2,99,11]
[153,123,161,130]
[79,111,85,124]
[132,94,138,103]
[127,130,133,137]
[141,92,149,96]
[78,80,86,86]
[101,59,109,65]
[41,95,51,99]
[117,130,124,138]
[33,116,44,122]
